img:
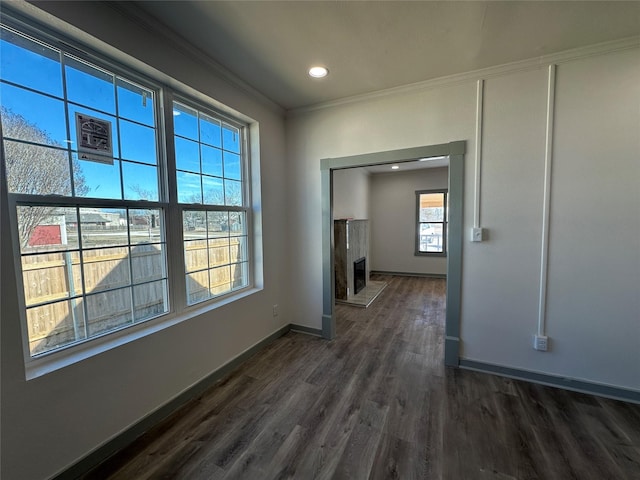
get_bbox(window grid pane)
[419,222,444,253]
[173,101,244,207]
[1,26,161,201]
[0,27,168,355]
[0,25,63,97]
[16,206,169,356]
[184,209,249,305]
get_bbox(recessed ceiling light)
[309,66,329,78]
[391,165,399,170]
[419,156,447,162]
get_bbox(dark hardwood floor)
[83,275,640,479]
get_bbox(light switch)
[471,227,484,242]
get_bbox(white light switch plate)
[471,227,484,242]
[533,334,548,351]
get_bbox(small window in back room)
[416,190,447,255]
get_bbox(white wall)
[1,3,288,480]
[369,167,448,275]
[333,168,370,220]
[545,51,640,384]
[287,46,640,393]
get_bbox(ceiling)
[363,155,449,175]
[129,1,640,111]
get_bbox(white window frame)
[0,14,259,378]
[166,95,253,308]
[415,189,448,256]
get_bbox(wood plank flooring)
[83,275,640,480]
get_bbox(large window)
[0,21,253,360]
[173,101,249,305]
[416,189,447,255]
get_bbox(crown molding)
[7,2,638,119]
[289,35,640,117]
[105,1,285,116]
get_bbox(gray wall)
[1,3,288,479]
[369,167,448,275]
[287,45,640,394]
[332,168,370,220]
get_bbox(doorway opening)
[321,141,465,366]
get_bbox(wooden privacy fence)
[183,237,246,304]
[21,237,242,355]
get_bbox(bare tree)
[128,184,161,241]
[128,184,157,202]
[180,184,243,234]
[1,107,88,247]
[129,180,242,234]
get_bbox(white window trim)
[168,94,254,307]
[1,13,263,379]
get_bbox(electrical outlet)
[533,334,548,351]
[272,304,279,317]
[471,227,484,242]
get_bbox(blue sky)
[1,26,242,204]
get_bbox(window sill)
[24,286,262,380]
[415,252,447,257]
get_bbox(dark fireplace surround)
[354,257,366,295]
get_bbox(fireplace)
[354,257,366,295]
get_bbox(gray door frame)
[320,141,465,366]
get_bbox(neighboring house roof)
[65,213,109,224]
